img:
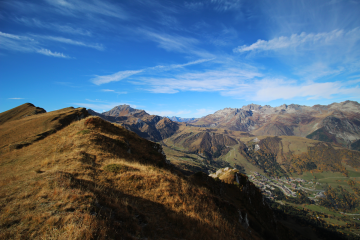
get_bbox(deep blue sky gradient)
[1,0,360,117]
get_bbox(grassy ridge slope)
[0,103,46,125]
[0,106,88,151]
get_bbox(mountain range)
[89,101,360,150]
[192,101,360,149]
[87,101,360,179]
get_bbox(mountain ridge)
[192,101,360,148]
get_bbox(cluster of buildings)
[249,172,298,198]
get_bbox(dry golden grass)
[0,103,45,125]
[0,113,304,239]
[0,105,87,152]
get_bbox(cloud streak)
[140,68,263,93]
[130,64,360,102]
[45,0,128,19]
[91,58,214,85]
[101,89,127,94]
[139,29,198,52]
[233,28,360,53]
[92,70,144,85]
[137,29,214,58]
[222,78,360,101]
[35,35,104,50]
[185,0,242,11]
[0,31,70,58]
[36,48,69,58]
[14,17,92,36]
[0,30,103,58]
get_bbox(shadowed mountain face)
[192,101,360,148]
[88,105,179,142]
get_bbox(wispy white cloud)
[295,62,344,81]
[44,0,128,19]
[222,78,360,101]
[210,26,238,46]
[35,35,104,50]
[14,17,92,36]
[8,98,24,100]
[137,29,213,58]
[184,2,204,10]
[346,79,360,85]
[92,70,144,85]
[91,58,214,85]
[0,31,70,58]
[234,27,360,82]
[139,29,198,52]
[210,0,242,12]
[85,99,107,103]
[151,58,215,70]
[233,28,360,53]
[101,89,127,94]
[36,48,69,58]
[185,0,242,11]
[127,61,360,102]
[138,68,263,93]
[0,30,102,57]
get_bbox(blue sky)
[1,0,360,117]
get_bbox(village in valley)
[248,172,324,200]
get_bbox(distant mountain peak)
[102,104,149,118]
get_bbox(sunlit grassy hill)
[0,103,87,151]
[0,103,46,125]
